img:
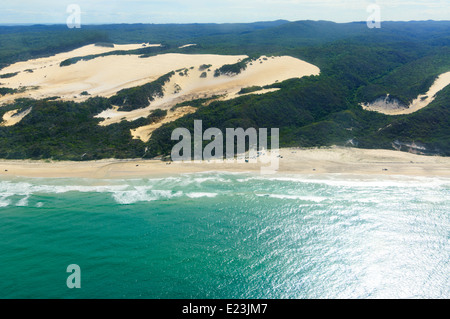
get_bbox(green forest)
[0,20,449,160]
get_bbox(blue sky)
[1,0,449,24]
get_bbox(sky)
[0,0,449,25]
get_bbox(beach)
[1,147,449,179]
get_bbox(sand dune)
[362,71,450,115]
[130,106,197,142]
[0,44,320,141]
[1,107,32,126]
[95,54,319,141]
[95,55,320,128]
[0,44,320,135]
[0,43,160,104]
[0,50,246,105]
[1,110,20,126]
[0,43,158,77]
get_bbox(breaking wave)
[0,172,448,206]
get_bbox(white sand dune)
[1,107,32,126]
[0,43,160,104]
[130,106,197,142]
[94,54,319,141]
[0,44,319,135]
[0,49,245,105]
[362,71,450,115]
[0,43,158,77]
[95,55,320,128]
[406,71,450,114]
[0,46,319,110]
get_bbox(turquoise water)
[0,172,448,299]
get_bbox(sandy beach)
[0,147,448,179]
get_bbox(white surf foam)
[255,193,327,202]
[186,192,218,199]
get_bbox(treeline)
[0,26,108,70]
[214,57,253,77]
[0,72,19,78]
[238,86,263,95]
[59,44,169,67]
[109,72,175,111]
[0,88,18,96]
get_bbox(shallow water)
[0,172,448,298]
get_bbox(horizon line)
[1,19,449,27]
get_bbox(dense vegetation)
[0,88,18,96]
[214,57,253,76]
[171,95,222,111]
[0,72,18,78]
[355,47,450,105]
[59,44,169,67]
[109,72,175,111]
[0,98,170,160]
[0,98,142,160]
[238,86,263,95]
[0,20,449,159]
[0,25,108,70]
[199,64,212,71]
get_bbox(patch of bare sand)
[178,44,197,49]
[1,107,32,126]
[235,88,280,97]
[131,106,197,142]
[362,71,450,115]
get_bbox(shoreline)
[0,147,449,179]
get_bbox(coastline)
[0,146,449,179]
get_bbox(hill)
[0,20,449,160]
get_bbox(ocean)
[0,172,448,299]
